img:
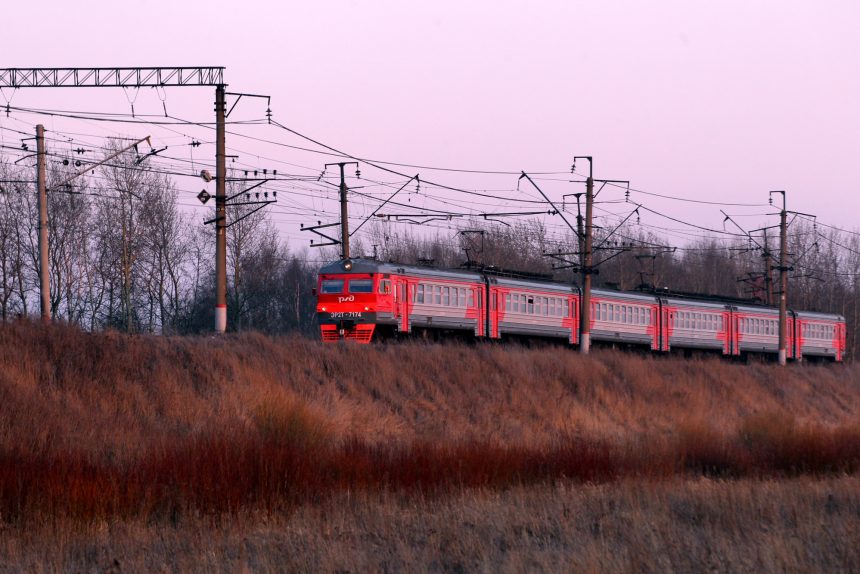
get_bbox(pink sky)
[2,1,858,251]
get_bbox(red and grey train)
[316,258,846,361]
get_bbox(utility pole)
[582,171,594,354]
[325,161,358,260]
[573,156,595,355]
[339,163,350,260]
[771,190,788,365]
[36,125,50,323]
[214,84,227,333]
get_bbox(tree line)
[0,142,318,335]
[3,143,860,358]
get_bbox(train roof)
[794,310,846,322]
[491,276,578,293]
[318,258,484,281]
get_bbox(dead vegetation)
[1,320,859,570]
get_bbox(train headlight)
[364,306,370,311]
[321,306,327,312]
[343,259,353,271]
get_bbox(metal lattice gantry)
[0,67,224,88]
[1,65,237,335]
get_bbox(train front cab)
[317,260,398,343]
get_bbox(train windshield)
[348,279,374,293]
[320,279,345,294]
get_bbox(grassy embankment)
[1,320,859,571]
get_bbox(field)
[1,320,859,572]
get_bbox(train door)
[787,314,796,360]
[489,288,501,339]
[650,305,660,351]
[838,323,846,362]
[660,302,671,352]
[568,296,579,345]
[730,312,741,356]
[394,279,410,333]
[720,311,731,355]
[477,287,486,337]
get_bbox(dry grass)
[1,320,860,570]
[2,477,858,573]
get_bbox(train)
[315,258,846,362]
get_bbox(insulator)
[63,159,69,166]
[75,160,81,167]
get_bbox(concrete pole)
[36,124,50,323]
[778,203,788,365]
[338,162,350,259]
[214,85,227,333]
[580,175,594,354]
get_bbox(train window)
[379,279,392,294]
[504,293,510,311]
[348,279,374,293]
[468,290,475,307]
[434,285,442,305]
[415,284,424,304]
[528,297,534,314]
[442,286,450,306]
[320,279,344,294]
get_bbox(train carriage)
[795,311,846,361]
[488,277,579,343]
[732,305,786,357]
[663,298,732,355]
[403,267,485,337]
[590,289,659,350]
